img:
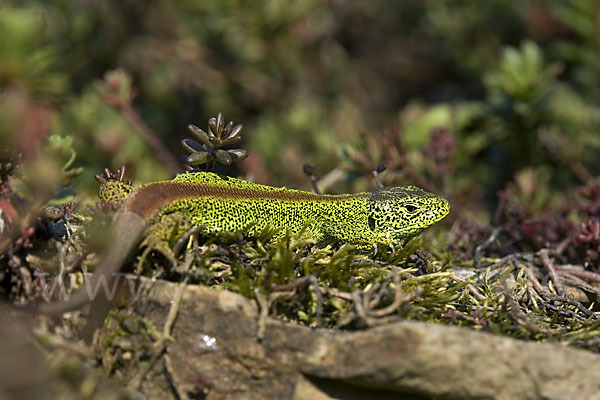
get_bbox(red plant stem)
[120,103,180,174]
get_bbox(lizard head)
[367,186,450,243]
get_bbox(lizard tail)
[25,211,147,320]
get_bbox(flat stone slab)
[125,279,600,400]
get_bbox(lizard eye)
[404,204,418,213]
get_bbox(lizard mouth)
[435,198,451,221]
[428,200,450,227]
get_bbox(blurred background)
[1,0,600,221]
[4,3,600,397]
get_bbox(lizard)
[33,168,450,323]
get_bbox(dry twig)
[474,227,503,268]
[539,249,565,296]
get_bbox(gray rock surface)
[126,279,600,400]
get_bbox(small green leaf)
[215,149,232,165]
[181,138,205,153]
[216,112,224,137]
[187,125,212,147]
[224,124,243,140]
[8,176,33,202]
[221,136,242,145]
[223,121,233,136]
[227,149,248,161]
[186,152,214,165]
[208,117,217,137]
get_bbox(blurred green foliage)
[0,7,67,100]
[5,0,600,359]
[1,0,600,218]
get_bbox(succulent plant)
[183,113,248,171]
[578,179,600,218]
[575,217,600,261]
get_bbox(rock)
[119,279,600,400]
[0,308,51,400]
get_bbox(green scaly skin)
[34,171,450,332]
[102,171,450,246]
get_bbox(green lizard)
[35,169,449,318]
